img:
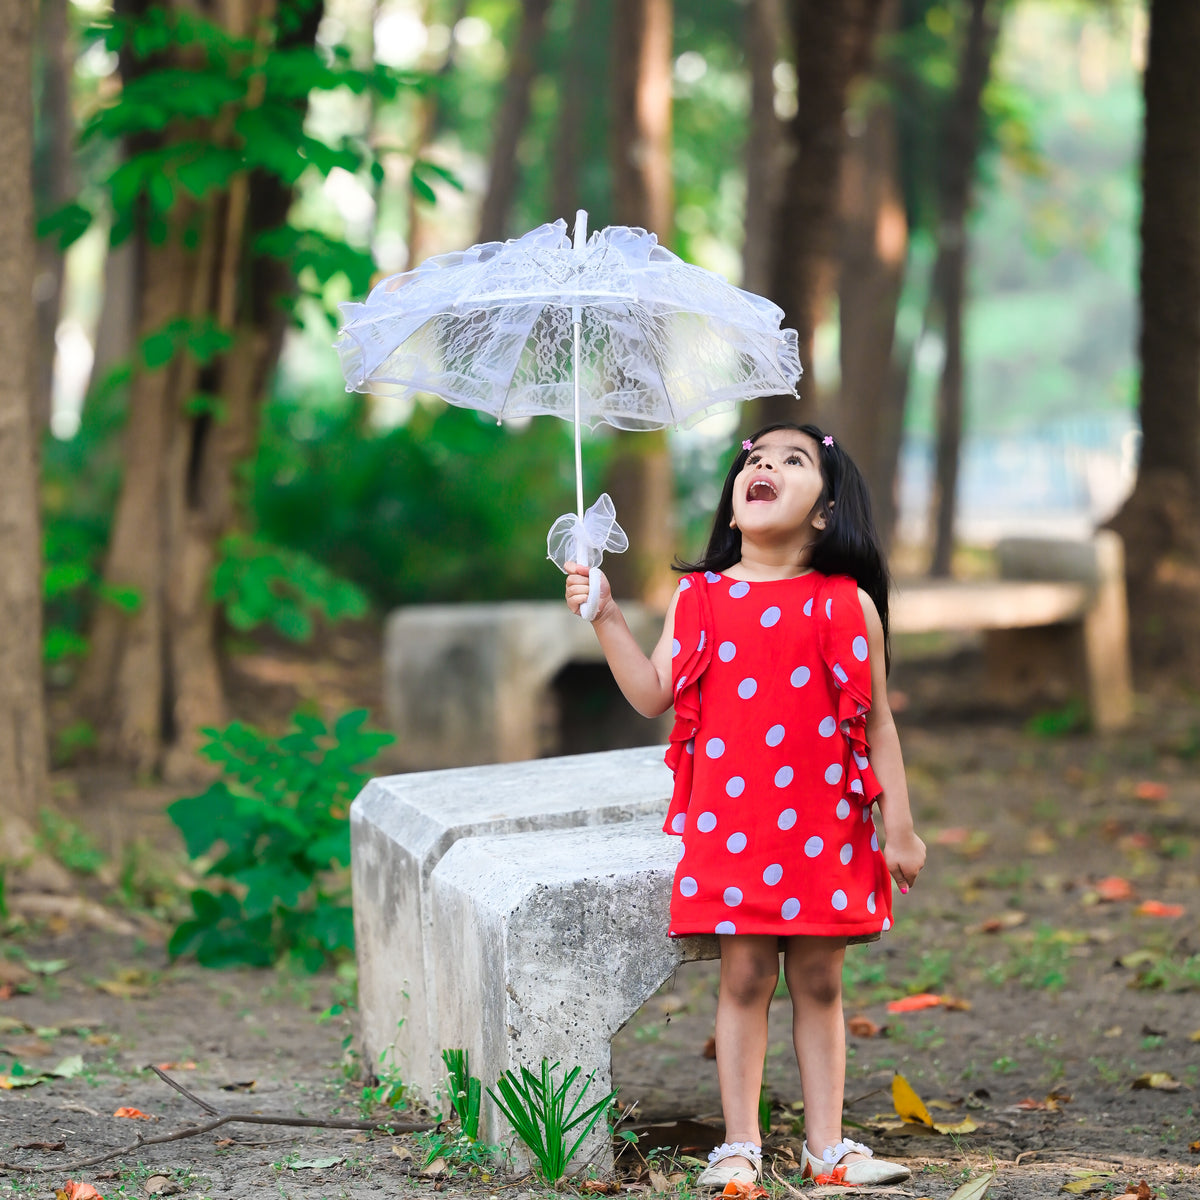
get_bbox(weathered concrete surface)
[383,601,669,769]
[350,746,673,1100]
[430,819,719,1173]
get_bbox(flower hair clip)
[822,435,835,447]
[742,439,754,451]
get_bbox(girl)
[565,423,926,1189]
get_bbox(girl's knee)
[721,948,780,1006]
[784,944,845,1007]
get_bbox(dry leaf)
[1135,900,1184,918]
[154,1061,196,1071]
[892,1072,934,1127]
[112,1107,153,1119]
[648,1169,670,1191]
[1095,877,1133,902]
[391,1145,413,1161]
[1131,1072,1183,1091]
[940,995,972,1012]
[975,912,1027,934]
[1061,1178,1110,1195]
[1189,1030,1200,1043]
[59,1183,105,1200]
[1189,1139,1200,1152]
[143,1174,174,1196]
[932,1116,978,1135]
[1026,830,1057,855]
[1123,1182,1151,1199]
[935,827,970,845]
[947,1173,995,1200]
[887,993,942,1014]
[847,1015,881,1038]
[219,1080,256,1092]
[702,1036,717,1059]
[420,1157,447,1177]
[719,1181,766,1199]
[18,1140,67,1151]
[1134,781,1168,801]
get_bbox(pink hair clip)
[742,439,754,451]
[822,435,834,447]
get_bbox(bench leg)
[1081,531,1132,732]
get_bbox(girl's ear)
[730,516,738,529]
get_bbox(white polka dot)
[825,763,844,785]
[831,889,848,911]
[866,891,876,914]
[850,779,864,794]
[852,635,869,662]
[774,765,794,787]
[760,605,781,628]
[671,812,686,833]
[825,598,833,619]
[686,739,695,755]
[765,723,785,747]
[781,897,801,920]
[833,664,849,684]
[679,876,698,897]
[763,863,783,886]
[675,675,688,692]
[882,917,892,931]
[871,831,880,852]
[737,677,757,699]
[729,581,750,598]
[790,666,810,688]
[724,886,743,907]
[818,716,837,738]
[861,806,871,822]
[854,751,869,769]
[718,640,737,662]
[836,798,851,820]
[678,578,691,590]
[705,737,725,759]
[803,598,813,616]
[715,920,736,935]
[698,630,706,651]
[697,811,717,833]
[777,808,797,831]
[726,832,747,854]
[705,571,722,583]
[672,638,681,658]
[726,776,745,798]
[804,835,823,858]
[677,842,687,861]
[840,843,853,865]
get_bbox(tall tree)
[1108,0,1200,671]
[551,0,590,222]
[926,0,999,577]
[0,0,51,837]
[606,0,676,607]
[760,0,886,427]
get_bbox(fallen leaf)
[892,1072,934,1127]
[1189,1139,1200,1152]
[935,827,970,845]
[18,1140,66,1151]
[49,1054,85,1078]
[648,1168,670,1191]
[143,1174,174,1196]
[1061,1178,1110,1195]
[0,1016,32,1033]
[719,1181,766,1199]
[702,1036,717,1059]
[1123,1182,1151,1199]
[290,1156,345,1171]
[113,1107,154,1119]
[932,1116,978,1135]
[213,1139,234,1148]
[219,1080,256,1092]
[59,1183,104,1200]
[580,1181,618,1194]
[887,993,942,1014]
[1026,829,1057,855]
[947,1173,995,1200]
[1096,876,1133,902]
[1134,781,1168,801]
[419,1157,446,1177]
[847,1015,881,1038]
[940,995,972,1012]
[1135,900,1184,918]
[154,1061,196,1071]
[391,1145,412,1161]
[1190,1030,1200,1043]
[975,912,1027,934]
[1131,1072,1183,1091]
[0,1071,49,1089]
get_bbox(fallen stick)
[0,1065,436,1175]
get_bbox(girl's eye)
[786,455,801,465]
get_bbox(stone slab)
[350,746,673,1099]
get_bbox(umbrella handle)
[579,567,604,623]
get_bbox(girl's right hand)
[565,561,613,621]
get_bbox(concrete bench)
[350,745,674,1103]
[890,532,1131,731]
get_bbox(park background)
[0,0,1199,1196]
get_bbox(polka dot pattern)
[705,737,725,759]
[765,724,785,747]
[760,606,781,628]
[781,897,801,920]
[774,765,794,788]
[715,920,736,935]
[738,678,758,699]
[718,640,737,662]
[726,832,747,854]
[763,863,783,886]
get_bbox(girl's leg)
[713,933,780,1167]
[781,936,860,1161]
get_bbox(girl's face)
[729,430,827,542]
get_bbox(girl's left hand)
[884,828,927,895]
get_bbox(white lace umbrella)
[336,211,801,619]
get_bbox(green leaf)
[97,583,142,613]
[37,202,93,250]
[168,785,238,858]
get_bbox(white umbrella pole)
[572,209,601,622]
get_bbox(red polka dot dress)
[662,570,892,940]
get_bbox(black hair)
[674,422,892,670]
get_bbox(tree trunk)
[927,0,999,578]
[605,0,675,607]
[760,0,886,429]
[474,0,553,244]
[551,0,590,222]
[0,0,50,835]
[1107,0,1200,675]
[836,0,908,539]
[741,0,785,301]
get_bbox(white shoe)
[800,1139,911,1186]
[696,1141,762,1188]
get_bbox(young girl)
[565,423,926,1188]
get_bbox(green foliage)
[486,1059,618,1182]
[1132,954,1200,993]
[442,1048,482,1141]
[36,810,106,876]
[166,709,394,970]
[213,534,368,642]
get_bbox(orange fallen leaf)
[154,1060,196,1071]
[112,1107,152,1119]
[1134,781,1168,802]
[58,1183,104,1200]
[720,1181,766,1199]
[1189,1139,1200,1153]
[847,1015,881,1038]
[1095,876,1133,902]
[887,992,943,1013]
[940,995,972,1011]
[1123,1181,1152,1199]
[934,827,969,846]
[1136,900,1184,918]
[701,1035,716,1059]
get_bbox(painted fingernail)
[900,887,908,894]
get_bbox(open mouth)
[746,478,778,502]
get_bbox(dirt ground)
[3,638,1200,1200]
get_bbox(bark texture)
[1107,0,1200,675]
[760,0,886,428]
[0,0,50,829]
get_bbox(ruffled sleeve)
[815,574,882,808]
[662,573,714,836]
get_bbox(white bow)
[546,492,629,573]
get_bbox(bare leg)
[782,936,866,1164]
[712,934,780,1171]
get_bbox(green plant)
[167,709,394,970]
[757,1085,772,1134]
[486,1059,618,1182]
[1133,953,1200,992]
[443,1048,482,1141]
[360,1053,407,1115]
[35,809,105,876]
[985,925,1073,991]
[1024,699,1087,737]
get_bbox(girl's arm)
[565,562,678,717]
[858,588,926,892]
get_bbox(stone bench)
[890,531,1131,731]
[350,745,675,1103]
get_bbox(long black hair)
[675,422,892,670]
